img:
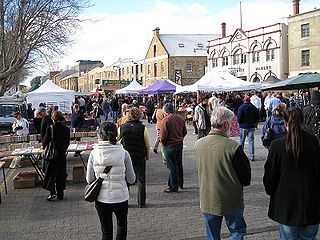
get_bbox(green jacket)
[194,130,245,216]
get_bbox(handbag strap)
[50,125,54,140]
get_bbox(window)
[212,58,218,68]
[153,45,157,57]
[131,66,134,74]
[154,63,157,77]
[186,61,192,72]
[301,23,310,38]
[301,50,310,66]
[252,51,260,63]
[147,65,150,74]
[266,49,275,61]
[178,43,184,48]
[241,54,247,64]
[140,64,143,73]
[126,67,129,75]
[161,62,165,74]
[233,50,240,65]
[222,56,228,66]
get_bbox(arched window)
[233,49,246,65]
[266,43,275,61]
[252,46,260,63]
[222,51,228,66]
[212,53,218,68]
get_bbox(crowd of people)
[7,89,320,240]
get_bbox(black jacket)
[42,122,70,191]
[263,132,320,226]
[41,115,53,145]
[71,110,84,129]
[237,102,259,129]
[119,120,147,165]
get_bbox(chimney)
[221,22,226,38]
[153,27,160,37]
[293,0,300,15]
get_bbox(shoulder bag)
[262,120,274,147]
[42,125,58,161]
[84,166,112,202]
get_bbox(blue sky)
[86,0,239,15]
[34,0,318,80]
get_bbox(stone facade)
[208,23,289,82]
[288,9,320,77]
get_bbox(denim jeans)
[162,143,184,191]
[153,129,160,151]
[112,111,118,123]
[203,203,246,240]
[95,200,128,240]
[239,128,255,159]
[103,110,110,121]
[279,224,319,240]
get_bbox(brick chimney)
[153,27,160,37]
[293,0,300,15]
[221,22,226,38]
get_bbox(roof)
[28,80,74,95]
[158,34,220,56]
[110,58,134,68]
[60,73,79,82]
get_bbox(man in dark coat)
[43,111,70,201]
[119,107,150,208]
[110,96,119,123]
[237,95,259,161]
[303,91,320,138]
[145,97,155,124]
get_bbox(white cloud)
[52,0,319,70]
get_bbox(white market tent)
[115,79,146,94]
[175,70,262,94]
[27,80,75,114]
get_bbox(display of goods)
[0,156,14,168]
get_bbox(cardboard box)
[19,171,39,183]
[73,166,85,183]
[13,172,36,189]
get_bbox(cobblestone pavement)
[0,122,319,240]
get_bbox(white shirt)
[12,118,29,135]
[79,98,85,107]
[250,95,262,110]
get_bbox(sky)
[33,0,319,78]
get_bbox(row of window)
[212,49,275,67]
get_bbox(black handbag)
[84,166,112,202]
[42,126,57,162]
[262,122,274,147]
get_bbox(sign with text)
[175,70,182,85]
[102,79,131,86]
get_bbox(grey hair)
[211,106,234,128]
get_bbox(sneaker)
[47,195,57,201]
[163,188,178,193]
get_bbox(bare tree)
[0,0,90,95]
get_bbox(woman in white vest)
[86,121,135,240]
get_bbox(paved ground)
[0,121,318,240]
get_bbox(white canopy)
[115,79,146,94]
[175,70,262,93]
[27,80,75,114]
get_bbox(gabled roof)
[159,34,220,56]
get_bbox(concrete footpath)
[0,122,318,240]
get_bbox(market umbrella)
[90,91,102,97]
[138,80,176,95]
[261,73,320,91]
[262,76,281,88]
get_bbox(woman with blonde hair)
[264,107,320,239]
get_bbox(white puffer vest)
[92,142,129,203]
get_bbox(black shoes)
[47,195,57,201]
[164,188,178,193]
[153,149,158,154]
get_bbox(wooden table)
[0,161,8,204]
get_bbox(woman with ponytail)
[86,121,135,240]
[263,107,320,240]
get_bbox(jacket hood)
[93,141,125,166]
[271,115,284,125]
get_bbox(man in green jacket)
[194,106,251,240]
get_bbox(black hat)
[311,91,320,105]
[163,103,174,113]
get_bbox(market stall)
[27,80,75,114]
[175,70,262,93]
[138,80,176,95]
[115,79,146,94]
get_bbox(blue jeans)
[239,128,255,159]
[204,203,246,240]
[279,224,319,240]
[111,111,118,123]
[103,109,110,121]
[162,143,183,191]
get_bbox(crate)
[20,159,33,167]
[13,172,36,189]
[73,166,85,183]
